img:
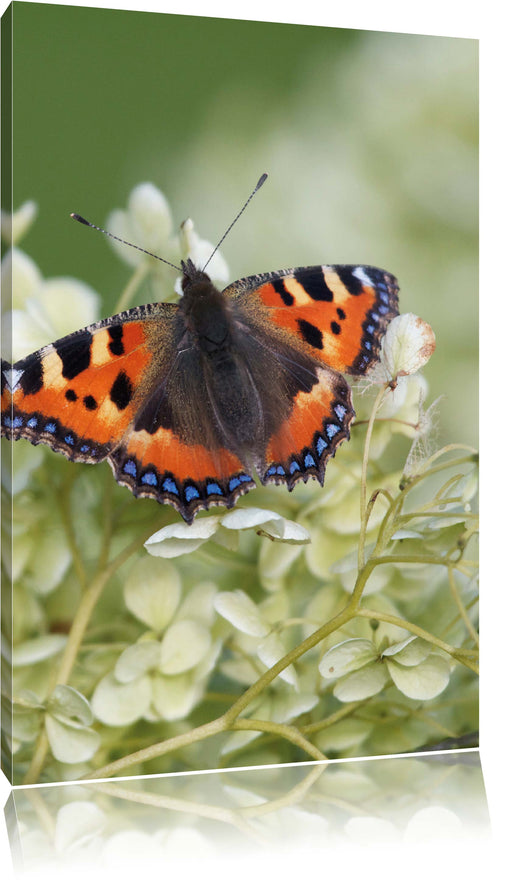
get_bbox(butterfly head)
[180,258,212,292]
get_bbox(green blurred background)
[9,2,477,445]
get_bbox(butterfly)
[1,258,399,524]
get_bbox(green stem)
[86,601,359,779]
[23,517,166,785]
[358,384,389,570]
[241,763,328,819]
[447,566,479,646]
[83,715,229,780]
[57,477,87,591]
[301,701,365,735]
[92,782,265,842]
[231,719,327,761]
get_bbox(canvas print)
[1,3,478,785]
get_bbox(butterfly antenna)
[70,213,183,272]
[201,172,268,273]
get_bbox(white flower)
[175,218,229,293]
[105,183,229,293]
[319,635,450,701]
[106,182,173,267]
[380,314,436,381]
[2,248,100,361]
[1,200,38,245]
[214,588,298,688]
[91,560,219,726]
[144,507,310,559]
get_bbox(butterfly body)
[2,260,399,523]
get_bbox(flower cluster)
[2,187,478,784]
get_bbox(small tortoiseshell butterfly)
[1,187,399,524]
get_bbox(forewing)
[1,304,256,523]
[224,263,399,376]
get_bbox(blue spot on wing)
[316,436,328,456]
[326,423,341,439]
[4,415,23,429]
[304,453,315,469]
[44,421,56,433]
[162,478,178,495]
[141,471,158,486]
[185,485,200,502]
[206,482,223,496]
[123,459,137,477]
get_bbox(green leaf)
[124,557,182,630]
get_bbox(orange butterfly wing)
[225,263,399,487]
[1,304,255,523]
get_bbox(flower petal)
[2,247,42,309]
[257,632,298,688]
[54,801,106,854]
[91,672,152,726]
[214,590,269,637]
[1,201,38,245]
[115,640,161,683]
[151,672,202,721]
[382,636,432,666]
[48,685,94,726]
[144,517,220,558]
[159,619,211,674]
[124,557,182,630]
[128,182,173,251]
[45,715,100,764]
[333,661,388,701]
[319,639,376,679]
[381,313,436,379]
[386,653,450,699]
[12,634,67,666]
